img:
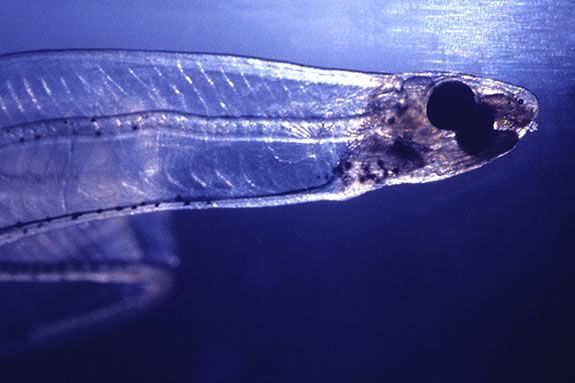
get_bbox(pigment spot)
[388,138,424,166]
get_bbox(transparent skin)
[0,50,539,350]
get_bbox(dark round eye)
[426,81,476,131]
[518,98,524,105]
[426,80,511,155]
[455,103,496,154]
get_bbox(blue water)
[0,1,573,382]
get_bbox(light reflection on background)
[1,0,572,85]
[0,0,573,382]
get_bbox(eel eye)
[426,81,517,155]
[426,81,476,132]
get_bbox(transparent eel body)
[0,50,538,350]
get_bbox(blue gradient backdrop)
[0,1,574,382]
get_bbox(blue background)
[0,1,574,382]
